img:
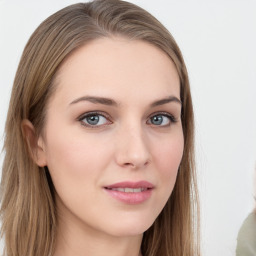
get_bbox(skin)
[24,37,184,256]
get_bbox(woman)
[0,0,200,255]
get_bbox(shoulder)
[236,212,256,256]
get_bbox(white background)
[0,0,255,255]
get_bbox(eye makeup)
[77,111,113,128]
[147,111,178,127]
[77,109,178,130]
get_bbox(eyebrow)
[69,95,181,107]
[150,96,182,107]
[70,96,118,106]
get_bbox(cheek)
[153,132,184,188]
[44,124,108,172]
[44,132,108,212]
[45,139,89,203]
[43,126,115,199]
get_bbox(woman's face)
[38,38,183,237]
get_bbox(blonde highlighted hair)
[1,1,200,255]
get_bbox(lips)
[104,181,154,204]
[109,187,147,192]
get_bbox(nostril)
[115,138,151,169]
[123,160,150,169]
[124,162,136,168]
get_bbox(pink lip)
[104,181,154,204]
[105,181,154,189]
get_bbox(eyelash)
[77,111,178,129]
[78,111,112,128]
[147,112,178,127]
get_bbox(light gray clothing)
[236,212,256,256]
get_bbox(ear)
[21,119,47,167]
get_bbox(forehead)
[52,37,180,105]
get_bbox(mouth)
[104,181,154,204]
[105,187,149,193]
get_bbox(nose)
[114,125,151,170]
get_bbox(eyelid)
[147,111,178,126]
[76,110,178,129]
[77,111,113,128]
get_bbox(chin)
[104,214,155,237]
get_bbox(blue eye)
[148,113,176,126]
[79,113,110,127]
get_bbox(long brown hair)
[0,1,200,255]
